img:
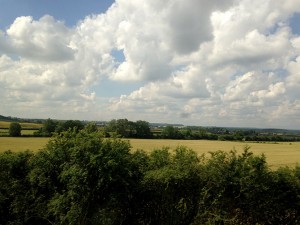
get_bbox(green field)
[0,121,42,136]
[0,121,43,129]
[0,129,37,136]
[0,137,299,169]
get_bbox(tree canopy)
[1,129,300,224]
[107,119,152,138]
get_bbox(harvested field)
[0,137,299,169]
[0,137,49,152]
[127,139,300,169]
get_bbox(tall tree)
[134,120,152,138]
[42,118,57,135]
[116,119,130,137]
[107,119,131,137]
[59,120,84,132]
[161,126,182,139]
[9,122,21,137]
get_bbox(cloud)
[106,0,300,128]
[109,0,235,81]
[0,15,75,62]
[163,0,234,54]
[1,0,300,128]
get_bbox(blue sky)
[0,0,300,129]
[0,0,114,28]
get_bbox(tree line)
[6,120,85,137]
[32,118,153,138]
[7,118,300,142]
[1,128,300,224]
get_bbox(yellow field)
[0,137,49,152]
[0,137,299,169]
[0,121,43,129]
[127,139,300,169]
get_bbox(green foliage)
[107,119,131,138]
[9,122,21,137]
[107,119,152,138]
[161,125,183,139]
[134,120,152,138]
[1,134,300,225]
[35,119,85,137]
[84,122,98,133]
[29,130,139,224]
[193,147,300,224]
[134,146,202,225]
[103,118,300,141]
[0,150,34,225]
[43,118,57,135]
[61,120,84,132]
[194,148,269,224]
[53,120,84,134]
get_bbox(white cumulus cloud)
[0,0,300,128]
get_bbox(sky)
[0,0,300,129]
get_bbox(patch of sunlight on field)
[0,137,49,152]
[0,129,8,135]
[127,139,300,169]
[21,130,37,135]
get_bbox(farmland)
[0,121,42,136]
[0,137,49,152]
[128,139,300,169]
[1,129,300,224]
[0,121,43,129]
[0,137,299,169]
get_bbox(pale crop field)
[127,139,300,169]
[0,137,49,152]
[0,137,299,169]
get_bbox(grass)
[21,130,37,135]
[0,137,299,169]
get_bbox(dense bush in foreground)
[0,129,299,225]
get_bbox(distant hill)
[150,122,184,127]
[0,115,17,122]
[222,126,300,135]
